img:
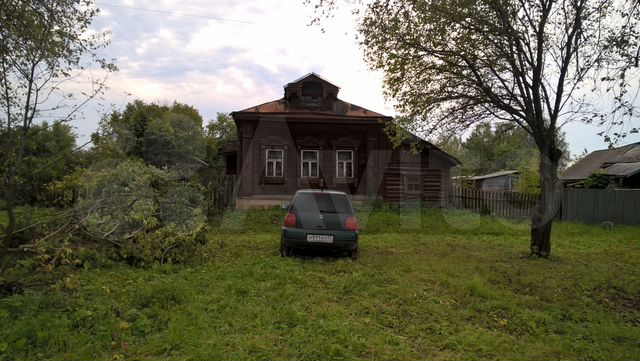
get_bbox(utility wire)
[94,2,257,24]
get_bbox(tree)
[1,1,115,265]
[516,153,542,195]
[438,122,570,179]
[316,0,640,256]
[463,123,535,174]
[206,113,237,142]
[92,100,205,164]
[0,122,79,205]
[142,112,206,176]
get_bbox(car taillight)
[345,215,358,231]
[284,212,297,227]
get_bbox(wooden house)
[561,142,640,188]
[227,73,460,209]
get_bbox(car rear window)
[291,193,352,214]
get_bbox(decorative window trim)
[405,174,421,194]
[300,149,319,178]
[336,149,354,179]
[265,148,284,178]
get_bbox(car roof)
[294,189,348,196]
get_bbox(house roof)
[233,72,388,119]
[472,170,519,180]
[601,161,640,177]
[453,170,518,181]
[400,132,462,166]
[286,72,340,90]
[234,98,387,118]
[561,142,640,180]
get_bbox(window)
[266,149,283,177]
[405,175,421,193]
[301,150,319,178]
[291,193,352,214]
[336,150,353,178]
[301,81,323,98]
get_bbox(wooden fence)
[206,175,236,215]
[449,187,539,219]
[450,186,640,225]
[561,188,640,225]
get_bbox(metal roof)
[602,162,640,177]
[234,98,387,118]
[561,142,640,180]
[470,170,519,181]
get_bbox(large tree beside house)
[313,0,640,256]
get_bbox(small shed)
[454,170,521,192]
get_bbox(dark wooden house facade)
[227,73,460,209]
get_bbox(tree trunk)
[530,148,562,257]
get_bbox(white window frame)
[265,148,284,177]
[405,174,421,193]
[336,150,354,178]
[301,150,319,178]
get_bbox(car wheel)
[350,248,359,260]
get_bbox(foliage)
[76,160,207,264]
[142,113,206,176]
[516,153,541,195]
[0,209,638,360]
[439,122,571,177]
[465,123,532,174]
[206,113,237,143]
[583,171,617,189]
[201,112,237,170]
[92,100,205,164]
[0,0,115,260]
[0,122,79,205]
[356,0,639,142]
[438,122,570,196]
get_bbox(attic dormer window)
[301,81,323,98]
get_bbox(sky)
[70,0,640,156]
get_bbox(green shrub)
[76,159,207,264]
[583,171,616,189]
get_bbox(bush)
[77,159,207,264]
[582,171,623,189]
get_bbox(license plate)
[307,234,334,243]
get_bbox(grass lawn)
[0,208,639,360]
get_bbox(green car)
[280,189,359,259]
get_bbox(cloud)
[76,0,639,155]
[84,0,392,128]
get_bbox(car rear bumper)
[281,227,358,251]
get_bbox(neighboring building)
[453,170,521,192]
[226,73,460,209]
[561,142,640,188]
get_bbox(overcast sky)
[74,0,639,156]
